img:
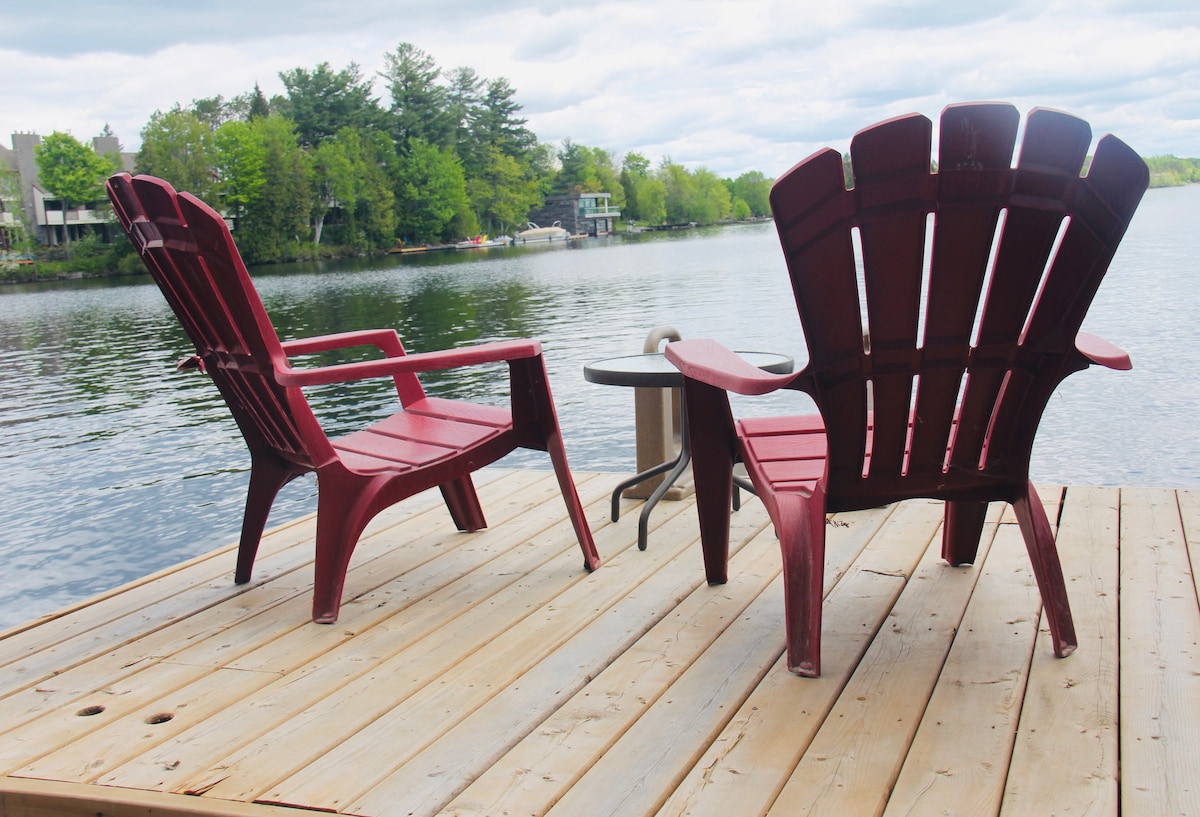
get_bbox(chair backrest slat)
[770,103,1148,508]
[108,174,323,466]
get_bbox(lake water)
[2,185,1198,630]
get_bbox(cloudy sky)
[2,0,1197,178]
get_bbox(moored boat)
[455,234,513,249]
[513,221,569,244]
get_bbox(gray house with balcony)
[1,132,135,247]
[525,192,620,237]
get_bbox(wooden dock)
[0,470,1196,817]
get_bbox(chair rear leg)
[681,378,736,585]
[942,500,989,565]
[440,476,487,532]
[1012,480,1077,658]
[776,489,827,677]
[236,456,304,584]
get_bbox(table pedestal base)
[610,408,755,550]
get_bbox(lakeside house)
[0,132,135,250]
[525,191,620,236]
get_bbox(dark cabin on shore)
[525,192,620,237]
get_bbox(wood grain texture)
[0,473,1190,817]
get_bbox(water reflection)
[1,192,1198,629]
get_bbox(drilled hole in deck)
[76,705,105,717]
[145,712,174,724]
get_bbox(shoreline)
[1,217,774,286]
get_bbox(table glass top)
[584,350,793,387]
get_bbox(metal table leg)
[609,406,692,550]
[635,416,691,550]
[609,457,680,524]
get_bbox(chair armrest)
[1075,331,1131,370]
[276,338,543,387]
[281,329,408,358]
[665,338,797,396]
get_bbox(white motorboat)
[512,222,569,244]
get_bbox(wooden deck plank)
[443,504,896,817]
[883,512,1042,816]
[1000,485,1121,817]
[0,474,1193,817]
[649,503,923,817]
[567,500,946,817]
[0,468,516,706]
[764,501,993,817]
[91,474,618,796]
[5,471,598,785]
[0,777,315,816]
[265,493,707,812]
[367,509,780,817]
[1118,487,1200,817]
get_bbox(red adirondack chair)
[107,173,600,624]
[665,103,1148,676]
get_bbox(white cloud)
[1,0,1197,176]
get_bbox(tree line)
[1144,155,1200,188]
[32,42,775,265]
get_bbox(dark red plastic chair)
[108,173,600,624]
[665,103,1148,676]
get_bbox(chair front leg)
[680,377,737,585]
[440,476,487,531]
[776,487,828,677]
[942,500,989,565]
[508,355,600,572]
[545,427,602,571]
[310,471,376,624]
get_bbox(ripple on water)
[1,201,1198,628]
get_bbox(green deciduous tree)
[469,146,542,234]
[213,120,266,224]
[214,115,312,263]
[136,106,218,200]
[1145,155,1200,187]
[0,166,33,257]
[191,95,241,130]
[553,141,624,210]
[691,167,731,224]
[556,139,594,193]
[660,160,691,224]
[393,137,473,244]
[312,128,395,249]
[636,175,667,225]
[655,160,732,225]
[731,170,772,217]
[619,151,651,221]
[35,131,117,256]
